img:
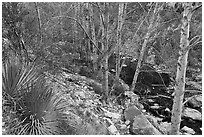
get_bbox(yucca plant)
[2,60,72,135]
[15,80,70,134]
[2,59,42,99]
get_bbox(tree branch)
[192,4,202,13]
[44,15,102,54]
[182,36,202,55]
[189,35,201,44]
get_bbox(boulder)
[124,106,162,135]
[158,122,171,134]
[181,126,196,135]
[187,95,202,108]
[182,107,202,121]
[131,115,162,135]
[65,111,109,135]
[124,106,142,122]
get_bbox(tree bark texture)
[73,2,80,44]
[90,4,98,71]
[83,3,91,62]
[98,3,109,100]
[103,3,110,98]
[116,3,126,81]
[170,3,193,135]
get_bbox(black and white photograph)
[2,1,202,135]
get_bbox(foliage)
[2,59,109,135]
[2,59,41,98]
[2,60,69,135]
[2,2,30,62]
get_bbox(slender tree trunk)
[99,3,105,71]
[130,3,159,92]
[90,3,98,71]
[97,3,109,102]
[103,3,109,100]
[85,3,91,63]
[59,3,63,41]
[170,3,193,135]
[34,2,42,46]
[73,2,80,45]
[116,3,126,82]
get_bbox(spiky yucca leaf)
[2,60,42,99]
[2,60,72,135]
[6,79,70,135]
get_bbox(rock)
[147,99,155,103]
[182,107,202,121]
[195,74,202,81]
[65,111,109,135]
[186,81,202,90]
[131,115,162,135]
[158,122,171,134]
[150,105,161,109]
[181,126,196,135]
[183,132,192,135]
[187,95,202,108]
[124,106,142,122]
[124,106,162,135]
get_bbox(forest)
[2,2,202,135]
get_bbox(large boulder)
[124,106,162,135]
[131,115,162,135]
[120,64,171,92]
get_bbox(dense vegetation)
[2,2,202,135]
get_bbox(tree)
[115,3,126,81]
[170,2,202,135]
[130,3,163,92]
[89,3,98,71]
[34,2,42,47]
[101,3,110,101]
[2,2,30,63]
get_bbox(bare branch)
[189,35,202,43]
[63,3,77,15]
[131,3,153,42]
[126,8,137,15]
[160,17,180,26]
[138,2,148,13]
[192,4,202,13]
[190,41,202,49]
[97,3,106,32]
[182,38,202,56]
[182,94,201,106]
[44,15,102,54]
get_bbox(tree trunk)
[97,3,110,102]
[90,3,98,72]
[103,3,110,100]
[130,3,159,92]
[83,3,91,63]
[116,3,126,82]
[73,2,80,45]
[170,3,193,135]
[59,3,63,41]
[34,2,42,46]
